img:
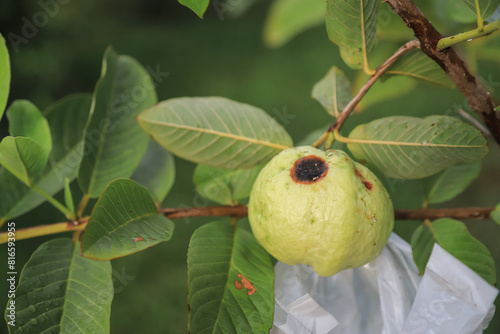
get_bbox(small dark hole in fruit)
[362,180,373,190]
[291,155,328,184]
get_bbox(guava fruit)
[248,146,394,277]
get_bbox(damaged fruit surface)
[248,146,394,277]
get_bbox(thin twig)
[394,207,494,220]
[314,40,421,148]
[1,204,495,244]
[458,109,492,136]
[161,205,248,219]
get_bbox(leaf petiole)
[31,184,76,220]
[77,193,90,218]
[474,0,484,32]
[437,20,500,50]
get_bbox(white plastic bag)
[272,233,498,334]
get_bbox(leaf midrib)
[86,56,120,196]
[86,210,160,250]
[212,224,239,333]
[139,117,291,150]
[339,131,487,147]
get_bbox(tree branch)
[1,205,495,244]
[394,207,493,220]
[161,205,248,219]
[313,40,421,149]
[385,0,500,146]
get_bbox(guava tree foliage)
[1,0,500,332]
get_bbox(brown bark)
[160,205,494,221]
[386,0,500,145]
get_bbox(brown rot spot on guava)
[354,169,362,178]
[373,243,377,246]
[290,155,328,184]
[355,168,373,190]
[134,237,146,242]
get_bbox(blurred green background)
[1,0,499,333]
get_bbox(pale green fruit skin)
[248,146,394,277]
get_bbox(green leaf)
[311,66,352,117]
[346,115,488,179]
[326,0,378,70]
[5,238,113,333]
[462,0,500,21]
[138,97,293,169]
[188,221,274,333]
[7,100,52,159]
[193,164,263,205]
[491,203,500,224]
[263,0,325,48]
[78,48,157,198]
[357,76,416,112]
[446,0,478,23]
[411,219,496,286]
[386,49,455,88]
[178,0,209,18]
[421,162,481,204]
[81,179,174,260]
[0,33,10,119]
[0,94,91,221]
[0,137,47,186]
[131,140,175,204]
